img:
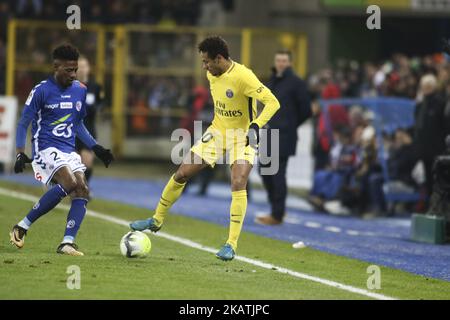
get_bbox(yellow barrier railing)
[6,19,16,97]
[7,19,308,157]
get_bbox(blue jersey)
[16,76,97,158]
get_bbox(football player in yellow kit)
[130,36,280,261]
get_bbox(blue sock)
[63,198,88,243]
[18,184,68,230]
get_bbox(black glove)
[14,152,32,173]
[246,123,260,148]
[92,144,114,168]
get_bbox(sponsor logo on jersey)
[215,100,243,118]
[50,114,73,138]
[60,102,73,109]
[45,103,60,109]
[76,101,82,112]
[51,114,72,125]
[215,108,243,117]
[52,123,73,138]
[226,89,234,98]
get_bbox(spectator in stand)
[16,0,43,18]
[414,74,449,202]
[308,126,358,212]
[0,1,12,41]
[336,114,384,217]
[180,84,210,138]
[386,128,418,193]
[353,126,385,218]
[311,71,349,171]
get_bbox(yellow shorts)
[190,127,256,167]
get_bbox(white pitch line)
[304,221,322,228]
[0,187,397,300]
[324,226,342,233]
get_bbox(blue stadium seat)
[319,97,424,214]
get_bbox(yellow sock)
[153,174,186,225]
[227,190,248,250]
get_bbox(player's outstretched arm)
[14,87,41,173]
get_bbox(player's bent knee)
[174,170,190,184]
[62,178,78,194]
[231,176,247,191]
[73,181,89,198]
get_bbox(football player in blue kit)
[10,44,114,256]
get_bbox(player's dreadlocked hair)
[52,43,80,61]
[198,36,230,60]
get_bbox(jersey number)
[35,158,46,170]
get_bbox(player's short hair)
[198,36,230,60]
[52,44,80,61]
[275,49,292,61]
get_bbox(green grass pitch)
[0,180,449,300]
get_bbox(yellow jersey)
[206,60,280,134]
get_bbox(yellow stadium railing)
[6,19,308,158]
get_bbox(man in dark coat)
[255,50,311,225]
[414,74,448,201]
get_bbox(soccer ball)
[120,231,152,258]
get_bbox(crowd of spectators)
[2,1,450,218]
[307,52,450,217]
[308,53,450,100]
[0,0,234,95]
[1,0,204,26]
[127,75,194,136]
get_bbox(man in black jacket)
[414,74,448,201]
[256,50,311,225]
